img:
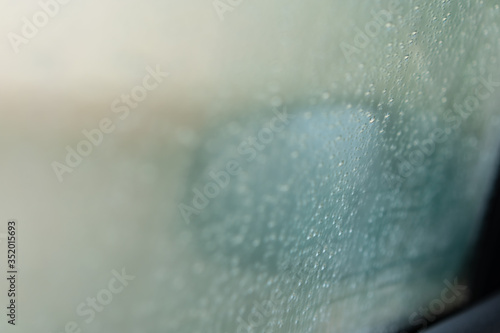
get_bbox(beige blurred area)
[0,0,499,332]
[0,1,353,331]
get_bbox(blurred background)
[0,0,499,332]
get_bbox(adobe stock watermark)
[7,0,73,54]
[340,1,402,61]
[383,74,500,188]
[213,0,244,21]
[51,65,169,182]
[401,278,468,332]
[232,288,283,333]
[53,267,134,333]
[178,106,293,224]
